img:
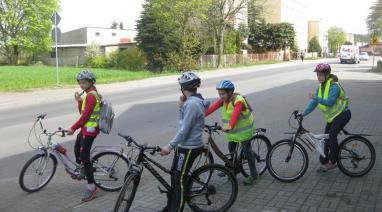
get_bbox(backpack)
[231,93,253,113]
[99,99,115,134]
[89,91,115,134]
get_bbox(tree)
[343,41,353,45]
[111,21,118,29]
[354,34,370,44]
[308,36,322,54]
[206,0,249,68]
[248,22,296,53]
[119,22,124,30]
[328,27,346,54]
[0,0,58,64]
[136,0,208,71]
[367,0,382,37]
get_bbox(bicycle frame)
[129,146,172,192]
[205,124,267,170]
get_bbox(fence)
[198,52,282,69]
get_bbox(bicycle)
[19,114,130,192]
[266,110,376,182]
[113,133,238,212]
[192,123,271,177]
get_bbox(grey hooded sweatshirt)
[170,93,210,149]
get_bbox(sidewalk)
[0,59,335,111]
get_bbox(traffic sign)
[371,35,379,45]
[52,27,61,42]
[51,12,61,25]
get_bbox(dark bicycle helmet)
[314,63,331,75]
[77,70,96,83]
[178,71,201,90]
[216,80,235,91]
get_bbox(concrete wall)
[59,28,87,45]
[41,47,87,66]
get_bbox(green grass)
[0,66,174,92]
[0,60,285,92]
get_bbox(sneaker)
[243,175,257,185]
[317,163,337,173]
[81,187,99,202]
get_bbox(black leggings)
[167,147,203,212]
[320,110,351,164]
[74,133,96,184]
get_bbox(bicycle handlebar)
[205,122,222,133]
[118,133,161,154]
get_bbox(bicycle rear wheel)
[190,148,214,174]
[92,152,130,191]
[187,164,238,212]
[337,136,375,177]
[113,172,140,212]
[266,139,309,182]
[239,134,271,177]
[19,154,57,192]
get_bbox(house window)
[112,33,117,36]
[95,32,101,36]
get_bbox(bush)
[108,47,147,71]
[92,55,109,68]
[377,60,382,72]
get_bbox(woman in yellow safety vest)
[303,63,351,172]
[206,80,258,185]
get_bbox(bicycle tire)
[266,139,309,182]
[19,154,57,192]
[187,164,238,212]
[239,134,271,177]
[113,172,141,212]
[337,135,375,177]
[92,152,130,191]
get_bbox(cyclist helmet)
[314,63,331,75]
[77,70,96,83]
[178,71,201,90]
[216,80,235,91]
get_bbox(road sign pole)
[54,13,59,86]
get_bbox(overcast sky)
[58,0,376,34]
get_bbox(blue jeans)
[228,140,258,177]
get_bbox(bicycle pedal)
[157,186,168,194]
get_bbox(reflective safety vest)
[81,90,101,128]
[222,95,255,142]
[318,78,348,123]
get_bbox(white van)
[340,45,360,64]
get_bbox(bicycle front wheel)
[338,136,375,177]
[266,139,309,182]
[113,172,140,212]
[187,164,238,212]
[92,152,130,191]
[19,154,57,192]
[239,134,271,177]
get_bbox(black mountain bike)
[113,133,238,212]
[266,110,375,182]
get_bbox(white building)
[263,0,309,51]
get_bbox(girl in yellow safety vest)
[206,80,258,185]
[67,70,101,202]
[303,63,351,172]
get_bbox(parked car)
[359,52,370,61]
[340,45,360,64]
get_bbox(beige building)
[262,0,308,51]
[345,33,355,44]
[308,21,320,43]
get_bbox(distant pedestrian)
[300,50,305,62]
